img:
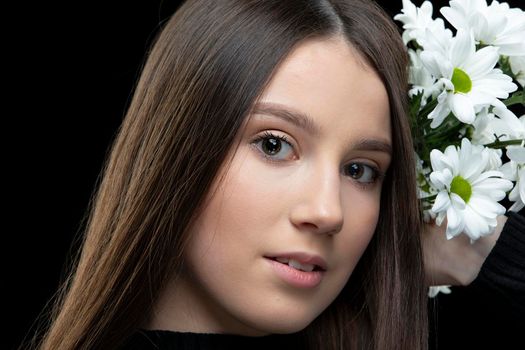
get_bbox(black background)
[8,1,523,349]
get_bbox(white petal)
[429,99,452,128]
[493,107,524,134]
[432,191,451,213]
[458,139,482,179]
[444,145,460,171]
[422,27,452,56]
[470,170,507,186]
[509,180,520,202]
[463,206,489,240]
[499,161,518,180]
[495,43,525,57]
[470,10,490,41]
[465,46,499,78]
[440,6,466,31]
[430,149,447,172]
[507,147,525,163]
[420,51,453,78]
[474,75,518,99]
[445,206,464,239]
[430,170,453,189]
[473,178,513,200]
[460,152,487,181]
[450,94,476,124]
[460,137,472,150]
[451,29,475,67]
[473,175,514,189]
[420,1,434,17]
[446,206,460,229]
[450,192,466,210]
[468,194,506,217]
[467,90,496,105]
[433,211,444,226]
[428,285,452,297]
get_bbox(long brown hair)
[35,1,426,349]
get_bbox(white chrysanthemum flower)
[440,0,525,56]
[394,0,452,46]
[428,285,452,298]
[509,56,525,87]
[429,138,513,241]
[420,29,517,128]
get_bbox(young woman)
[37,0,429,349]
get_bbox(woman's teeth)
[275,257,315,272]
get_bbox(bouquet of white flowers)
[394,0,524,296]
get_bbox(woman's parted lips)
[264,251,328,271]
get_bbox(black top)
[122,330,303,349]
[123,212,525,349]
[471,210,525,318]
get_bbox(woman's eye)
[252,131,295,161]
[343,163,381,184]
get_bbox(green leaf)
[503,90,524,107]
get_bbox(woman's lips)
[267,252,328,270]
[264,254,326,288]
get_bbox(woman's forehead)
[254,37,391,144]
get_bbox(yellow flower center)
[450,175,472,203]
[451,67,472,93]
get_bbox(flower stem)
[484,139,524,149]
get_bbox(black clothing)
[121,330,304,349]
[473,210,525,317]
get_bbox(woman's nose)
[289,164,344,235]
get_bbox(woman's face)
[152,37,391,335]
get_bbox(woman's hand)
[423,215,508,286]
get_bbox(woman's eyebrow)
[251,101,392,157]
[251,101,322,137]
[351,138,392,156]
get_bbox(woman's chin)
[246,312,317,335]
